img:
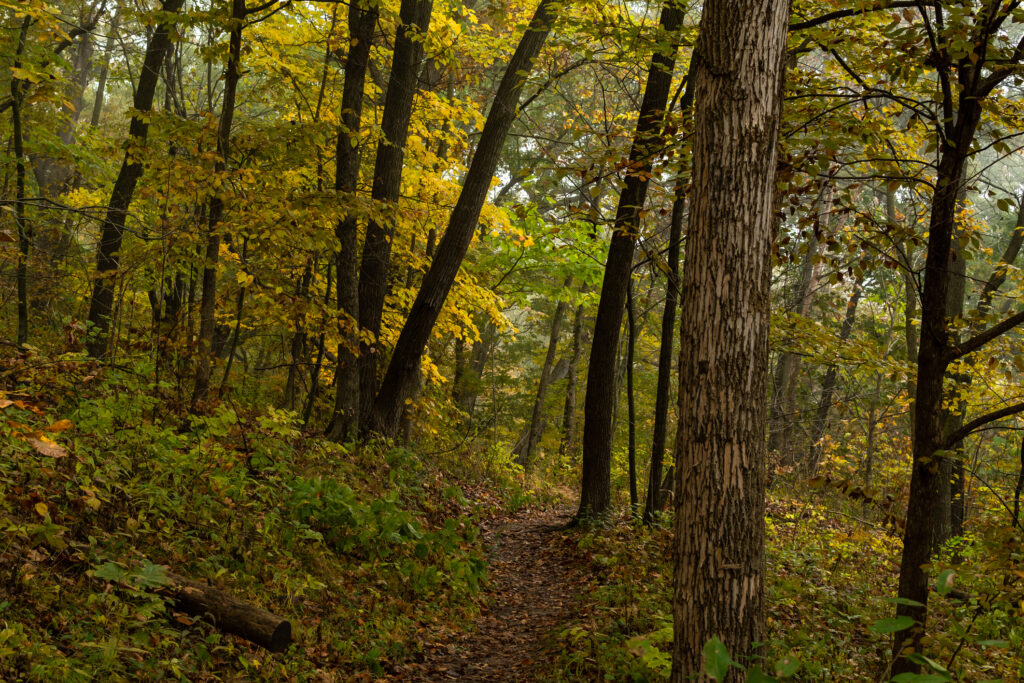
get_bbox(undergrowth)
[549,488,1024,682]
[0,349,535,681]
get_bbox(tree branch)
[946,308,1024,363]
[789,0,934,32]
[943,401,1024,449]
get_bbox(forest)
[1,0,1024,680]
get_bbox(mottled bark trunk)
[669,0,789,677]
[193,0,245,407]
[644,190,684,523]
[357,0,434,429]
[369,0,557,436]
[327,0,379,442]
[578,0,684,519]
[86,0,185,358]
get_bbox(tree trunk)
[369,0,558,437]
[517,278,571,471]
[193,0,245,407]
[356,0,435,429]
[559,304,585,458]
[644,189,684,523]
[578,0,685,519]
[768,187,826,458]
[86,0,185,358]
[806,279,863,474]
[11,16,31,347]
[892,90,984,680]
[90,11,120,127]
[934,229,966,554]
[626,279,638,515]
[163,572,291,653]
[327,0,379,442]
[669,0,789,677]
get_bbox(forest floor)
[391,499,581,682]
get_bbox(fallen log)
[163,572,292,653]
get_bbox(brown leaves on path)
[394,503,581,682]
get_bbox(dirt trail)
[395,503,580,682]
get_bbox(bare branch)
[946,308,1024,363]
[943,401,1024,449]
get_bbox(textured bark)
[806,280,863,474]
[669,0,789,677]
[193,0,245,407]
[578,0,685,519]
[517,279,571,470]
[327,0,379,442]
[369,0,557,437]
[644,190,684,523]
[559,304,586,458]
[86,0,185,358]
[357,0,434,429]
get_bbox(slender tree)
[356,0,434,429]
[644,187,685,523]
[577,0,685,519]
[193,0,246,405]
[86,0,185,358]
[327,0,380,441]
[369,0,558,436]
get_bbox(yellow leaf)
[45,419,74,432]
[34,502,48,517]
[28,437,68,458]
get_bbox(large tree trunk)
[193,0,245,407]
[327,0,380,441]
[644,189,684,523]
[356,0,434,429]
[669,0,789,677]
[369,0,558,437]
[578,0,685,519]
[517,278,571,471]
[86,0,185,358]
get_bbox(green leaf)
[935,569,955,597]
[891,674,950,682]
[702,637,733,681]
[885,597,925,608]
[92,562,126,583]
[774,653,799,678]
[869,615,915,634]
